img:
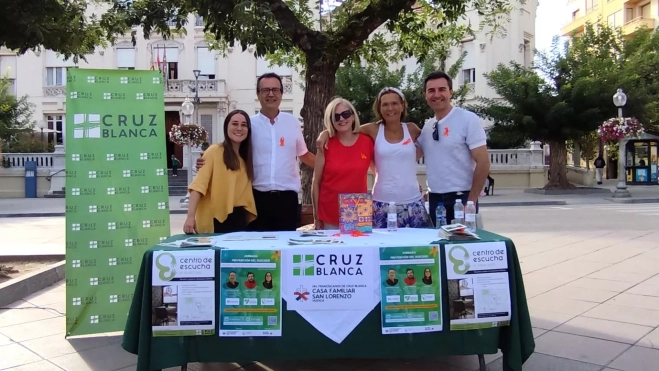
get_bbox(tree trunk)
[299,56,340,204]
[544,138,575,189]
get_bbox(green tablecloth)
[122,230,534,371]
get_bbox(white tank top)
[372,123,421,204]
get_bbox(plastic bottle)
[465,201,477,232]
[453,199,465,224]
[387,202,398,231]
[435,203,446,229]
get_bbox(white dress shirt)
[251,111,309,193]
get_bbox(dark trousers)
[249,189,299,232]
[428,191,479,227]
[213,207,247,233]
[172,165,178,176]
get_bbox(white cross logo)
[120,77,128,84]
[109,258,117,266]
[126,275,135,283]
[90,315,99,324]
[110,295,118,303]
[88,171,97,178]
[140,153,148,160]
[142,220,151,228]
[108,222,116,230]
[136,93,144,100]
[141,186,149,193]
[125,239,133,247]
[70,92,78,99]
[87,76,95,83]
[72,297,81,306]
[103,93,111,100]
[107,188,115,195]
[159,237,167,242]
[106,154,114,161]
[72,154,80,161]
[72,260,81,268]
[152,77,161,84]
[123,170,131,177]
[71,188,80,196]
[89,241,98,249]
[89,205,97,213]
[158,202,166,210]
[71,224,81,231]
[90,278,99,286]
[156,168,165,176]
[124,204,132,212]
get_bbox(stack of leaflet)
[438,224,480,241]
[288,230,344,245]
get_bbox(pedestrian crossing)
[546,203,659,216]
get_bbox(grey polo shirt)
[417,107,487,194]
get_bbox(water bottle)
[465,201,477,232]
[435,203,446,228]
[453,199,465,224]
[387,202,398,231]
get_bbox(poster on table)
[64,69,170,336]
[378,246,443,334]
[151,250,215,336]
[444,241,512,330]
[219,249,282,336]
[285,246,376,311]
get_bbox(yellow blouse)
[188,144,257,233]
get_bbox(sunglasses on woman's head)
[334,110,352,122]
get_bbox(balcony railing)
[43,85,66,97]
[622,17,656,35]
[1,153,55,168]
[165,79,223,94]
[417,143,545,171]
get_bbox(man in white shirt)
[197,73,315,231]
[416,71,491,225]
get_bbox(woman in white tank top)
[317,87,430,228]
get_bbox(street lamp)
[180,97,195,207]
[192,69,201,133]
[612,88,631,198]
[36,120,46,144]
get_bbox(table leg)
[180,365,188,371]
[478,354,486,371]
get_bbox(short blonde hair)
[323,97,361,138]
[373,87,408,122]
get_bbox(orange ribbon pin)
[279,137,285,146]
[360,152,367,160]
[402,138,412,145]
[443,127,450,137]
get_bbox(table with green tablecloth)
[122,229,534,371]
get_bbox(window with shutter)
[200,114,213,144]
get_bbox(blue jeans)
[428,191,479,227]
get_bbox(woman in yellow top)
[183,110,257,234]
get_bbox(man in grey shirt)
[416,71,491,225]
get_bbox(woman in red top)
[312,98,374,230]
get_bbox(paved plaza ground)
[2,188,659,370]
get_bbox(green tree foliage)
[622,27,659,129]
[468,23,648,189]
[335,49,468,127]
[0,0,112,62]
[96,0,516,202]
[0,75,34,143]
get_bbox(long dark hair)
[222,110,254,180]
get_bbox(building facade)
[562,0,658,37]
[0,14,305,168]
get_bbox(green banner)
[379,245,443,334]
[219,249,282,337]
[65,69,170,336]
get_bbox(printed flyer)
[445,241,512,330]
[285,246,377,311]
[219,250,282,337]
[151,250,215,336]
[379,246,443,334]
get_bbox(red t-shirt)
[318,134,374,225]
